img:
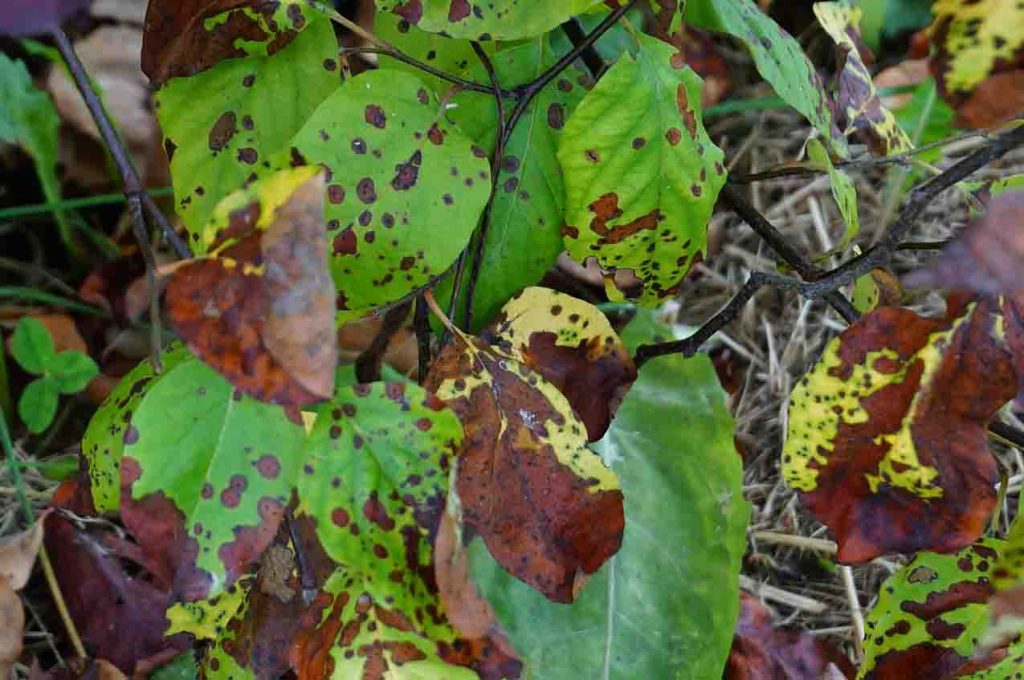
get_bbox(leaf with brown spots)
[814,2,911,157]
[166,167,337,406]
[424,317,624,603]
[376,0,603,41]
[725,592,855,679]
[558,33,727,306]
[480,287,635,442]
[287,69,491,322]
[783,298,1017,563]
[983,515,1024,653]
[929,0,1024,129]
[859,539,1024,679]
[117,352,306,602]
[155,1,337,234]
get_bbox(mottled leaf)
[859,540,1024,678]
[375,0,603,41]
[480,287,635,441]
[807,138,860,247]
[783,300,1016,562]
[929,0,1024,128]
[166,167,337,406]
[463,311,747,677]
[155,2,337,234]
[83,344,192,513]
[425,319,623,603]
[0,0,90,36]
[287,69,491,320]
[905,191,1024,295]
[686,0,847,156]
[985,515,1024,652]
[442,39,587,328]
[119,354,306,601]
[814,2,911,156]
[558,33,727,305]
[10,316,55,375]
[726,592,855,679]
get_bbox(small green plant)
[9,317,98,433]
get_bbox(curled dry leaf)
[783,298,1016,562]
[141,0,307,86]
[425,305,624,603]
[166,167,337,406]
[480,287,636,442]
[725,592,855,679]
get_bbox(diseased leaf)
[287,69,491,321]
[142,0,309,86]
[463,311,747,677]
[929,0,1024,128]
[166,167,337,406]
[375,10,486,97]
[10,316,55,375]
[19,377,59,434]
[783,300,1016,563]
[859,540,1024,678]
[480,287,636,442]
[425,321,624,603]
[375,0,604,41]
[904,191,1024,295]
[83,344,192,513]
[0,0,90,36]
[558,33,727,305]
[726,592,855,679]
[814,2,911,156]
[442,39,588,328]
[807,138,860,247]
[155,2,337,234]
[119,354,306,601]
[686,0,846,156]
[985,515,1024,651]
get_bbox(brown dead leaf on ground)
[0,577,24,678]
[0,514,48,678]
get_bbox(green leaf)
[298,382,462,601]
[558,33,727,306]
[894,79,958,162]
[375,0,604,41]
[156,3,338,237]
[287,69,491,321]
[18,377,58,434]
[82,344,192,513]
[0,53,64,238]
[441,38,588,328]
[686,0,847,157]
[807,138,859,246]
[120,354,306,600]
[149,652,198,680]
[49,350,99,394]
[468,311,748,678]
[9,317,55,375]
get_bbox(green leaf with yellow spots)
[82,343,192,513]
[155,2,338,237]
[119,354,306,602]
[287,68,491,322]
[375,0,604,41]
[859,540,1024,678]
[424,313,624,603]
[783,299,1016,563]
[806,138,860,247]
[558,33,727,306]
[929,0,1024,128]
[685,0,847,156]
[814,2,912,156]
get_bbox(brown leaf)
[0,512,47,590]
[0,0,91,36]
[904,192,1024,295]
[725,592,855,679]
[141,0,305,86]
[166,170,336,406]
[0,577,24,678]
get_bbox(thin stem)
[129,196,163,371]
[39,547,87,658]
[414,294,432,384]
[354,301,411,383]
[560,18,605,78]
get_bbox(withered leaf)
[0,577,22,679]
[480,287,636,442]
[166,167,337,406]
[425,323,624,603]
[783,299,1015,562]
[0,512,46,591]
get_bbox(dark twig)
[141,192,191,258]
[341,46,512,97]
[284,509,318,605]
[990,420,1024,451]
[414,294,432,384]
[127,195,163,370]
[355,301,412,383]
[897,240,950,251]
[560,18,606,79]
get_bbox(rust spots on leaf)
[676,83,697,138]
[208,111,237,152]
[364,104,387,129]
[447,0,471,22]
[391,151,422,191]
[586,193,661,246]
